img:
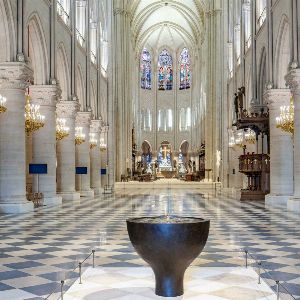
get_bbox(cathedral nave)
[1,0,300,299]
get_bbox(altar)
[160,170,176,179]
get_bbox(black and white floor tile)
[0,188,299,299]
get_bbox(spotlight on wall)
[75,126,85,145]
[0,94,7,113]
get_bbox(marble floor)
[64,266,277,300]
[0,188,299,299]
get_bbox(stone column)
[30,85,62,207]
[75,112,94,198]
[286,69,300,211]
[56,100,81,201]
[264,89,293,206]
[0,62,34,213]
[90,120,102,195]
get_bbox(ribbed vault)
[128,0,206,53]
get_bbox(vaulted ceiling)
[129,0,206,53]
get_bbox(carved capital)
[0,62,33,90]
[101,125,109,133]
[264,89,291,110]
[90,119,102,134]
[76,111,92,127]
[56,100,80,118]
[30,85,62,107]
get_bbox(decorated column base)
[43,195,62,207]
[265,194,291,207]
[287,198,300,212]
[80,190,94,198]
[0,199,34,214]
[93,187,103,196]
[58,192,81,201]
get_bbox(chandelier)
[0,94,7,113]
[25,92,45,135]
[235,131,245,148]
[276,97,294,134]
[89,133,97,149]
[99,138,107,151]
[75,126,85,145]
[229,136,236,148]
[56,118,69,141]
[244,129,256,144]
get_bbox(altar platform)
[115,179,222,190]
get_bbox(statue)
[234,93,238,119]
[238,88,244,115]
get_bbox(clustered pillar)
[56,100,81,201]
[264,89,293,206]
[286,69,300,211]
[0,63,34,213]
[90,120,102,195]
[31,85,62,206]
[75,112,94,198]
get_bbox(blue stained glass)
[141,48,152,90]
[179,48,191,90]
[158,49,173,90]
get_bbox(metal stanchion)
[79,262,82,284]
[276,280,280,300]
[245,250,248,268]
[258,262,261,284]
[92,250,95,268]
[60,280,64,300]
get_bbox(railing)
[76,29,86,48]
[245,250,296,300]
[239,153,270,173]
[44,249,96,300]
[43,247,296,299]
[57,1,70,27]
[198,249,296,300]
[257,7,267,29]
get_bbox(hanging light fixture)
[24,90,45,135]
[0,94,7,113]
[229,136,236,148]
[244,129,256,144]
[89,133,97,149]
[276,97,294,134]
[99,137,107,151]
[75,126,85,145]
[235,131,245,148]
[56,118,69,141]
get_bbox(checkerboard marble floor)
[0,188,299,299]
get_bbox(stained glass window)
[179,48,191,90]
[158,49,173,90]
[140,48,151,90]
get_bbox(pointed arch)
[26,13,49,84]
[158,49,173,90]
[56,43,70,101]
[179,47,191,90]
[140,48,152,90]
[274,15,291,88]
[0,0,16,62]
